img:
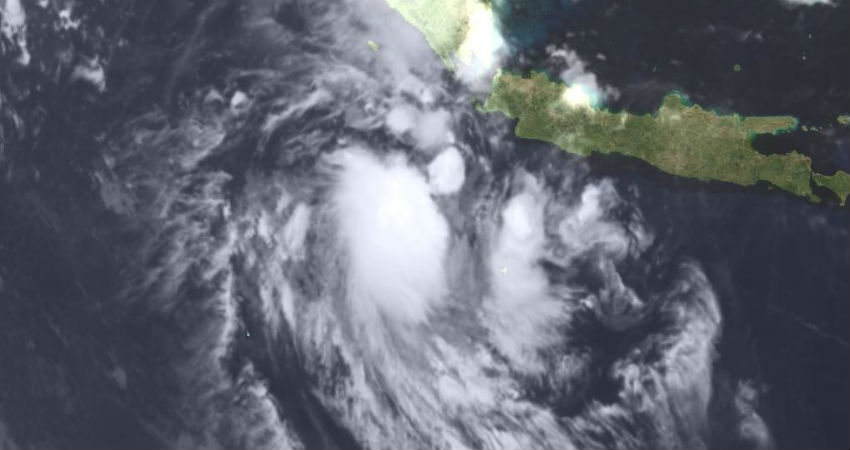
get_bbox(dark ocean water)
[584,152,850,449]
[496,0,850,447]
[498,0,850,179]
[0,0,847,448]
[499,0,850,121]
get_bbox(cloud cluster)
[83,1,770,448]
[547,45,619,106]
[333,148,450,325]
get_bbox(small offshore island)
[483,72,850,204]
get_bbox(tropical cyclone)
[383,0,850,205]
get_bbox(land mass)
[384,0,470,66]
[382,0,850,205]
[482,72,850,205]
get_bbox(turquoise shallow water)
[492,0,576,49]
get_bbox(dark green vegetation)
[813,172,850,206]
[483,72,850,204]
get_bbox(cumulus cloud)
[385,103,417,136]
[0,0,29,65]
[454,0,507,86]
[485,174,564,372]
[413,108,453,149]
[385,103,453,150]
[733,381,774,449]
[428,146,466,194]
[332,148,450,325]
[547,45,619,106]
[559,181,636,261]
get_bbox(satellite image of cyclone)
[0,0,848,449]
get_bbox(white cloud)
[484,174,564,372]
[548,45,618,106]
[281,203,311,259]
[332,148,450,324]
[352,0,446,96]
[559,181,633,261]
[781,0,833,5]
[428,146,466,194]
[384,103,453,151]
[71,56,106,92]
[455,0,507,85]
[561,84,594,110]
[385,103,417,136]
[0,0,29,65]
[413,108,452,149]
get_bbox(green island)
[813,172,850,204]
[482,72,850,205]
[838,115,850,126]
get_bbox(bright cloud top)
[333,149,450,325]
[456,0,506,77]
[561,84,596,110]
[428,146,466,194]
[548,45,618,106]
